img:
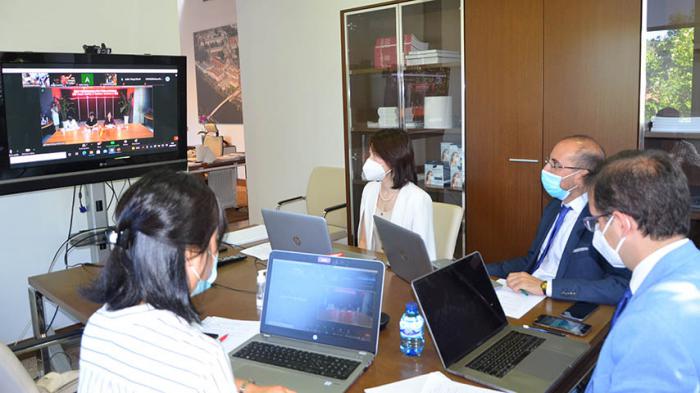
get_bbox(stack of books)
[374,34,429,69]
[377,107,399,128]
[406,49,460,66]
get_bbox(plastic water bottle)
[399,302,425,356]
[256,269,267,310]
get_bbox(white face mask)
[362,158,389,182]
[592,216,627,269]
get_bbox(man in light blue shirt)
[585,149,700,392]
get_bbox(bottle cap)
[406,302,418,313]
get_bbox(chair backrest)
[305,167,347,229]
[432,202,463,260]
[0,342,39,393]
[202,135,224,157]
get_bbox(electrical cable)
[65,187,77,268]
[212,282,256,294]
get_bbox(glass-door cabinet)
[341,0,465,256]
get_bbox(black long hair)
[82,170,226,323]
[369,129,417,189]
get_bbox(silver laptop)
[262,208,366,259]
[230,250,385,392]
[412,252,589,393]
[373,215,450,282]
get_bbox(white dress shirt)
[629,238,689,294]
[533,193,588,296]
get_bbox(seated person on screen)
[103,111,115,128]
[85,112,98,129]
[486,135,630,304]
[585,149,700,392]
[63,116,79,131]
[78,170,294,393]
[358,129,436,260]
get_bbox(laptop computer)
[261,208,367,259]
[412,252,589,393]
[230,250,385,392]
[373,215,451,282]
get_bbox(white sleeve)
[412,191,436,261]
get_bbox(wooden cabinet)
[466,0,641,262]
[340,0,642,262]
[465,0,544,262]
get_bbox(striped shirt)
[78,304,236,393]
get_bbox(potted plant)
[53,96,75,125]
[118,91,133,125]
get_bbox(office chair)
[432,202,463,260]
[0,341,78,393]
[277,167,347,241]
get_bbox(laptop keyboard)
[232,341,361,380]
[466,331,545,378]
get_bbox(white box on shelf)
[424,161,450,188]
[425,96,453,129]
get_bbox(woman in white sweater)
[358,129,436,260]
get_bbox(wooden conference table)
[28,244,613,393]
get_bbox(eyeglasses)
[582,213,611,232]
[544,158,587,171]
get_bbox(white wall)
[237,0,379,223]
[0,0,179,344]
[178,0,246,175]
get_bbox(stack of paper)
[222,225,268,247]
[200,316,260,353]
[494,279,545,319]
[365,371,499,393]
[241,242,272,261]
[650,116,700,133]
[406,49,460,66]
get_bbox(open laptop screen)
[261,251,385,354]
[412,252,507,367]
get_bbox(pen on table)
[522,324,565,337]
[219,334,229,343]
[519,289,529,297]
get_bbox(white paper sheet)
[495,278,545,319]
[222,225,268,247]
[365,371,499,393]
[240,242,272,261]
[200,316,260,353]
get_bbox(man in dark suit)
[487,135,630,304]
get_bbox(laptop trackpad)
[236,365,341,391]
[517,350,572,380]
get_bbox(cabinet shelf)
[644,132,700,140]
[351,126,453,137]
[348,62,459,76]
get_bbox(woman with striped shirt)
[78,170,294,393]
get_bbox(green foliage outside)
[645,28,694,120]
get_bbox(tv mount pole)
[84,182,111,263]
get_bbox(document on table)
[241,242,272,261]
[200,316,260,353]
[365,371,500,393]
[222,225,268,247]
[494,278,545,319]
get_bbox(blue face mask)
[541,169,579,200]
[190,250,218,296]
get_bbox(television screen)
[0,52,187,195]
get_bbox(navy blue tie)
[610,288,632,327]
[531,205,572,273]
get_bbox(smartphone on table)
[561,301,598,322]
[533,314,592,337]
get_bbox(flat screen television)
[0,51,187,195]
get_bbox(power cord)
[212,282,256,294]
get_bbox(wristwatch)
[239,379,255,393]
[540,280,547,296]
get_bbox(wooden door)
[543,0,641,161]
[465,0,544,262]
